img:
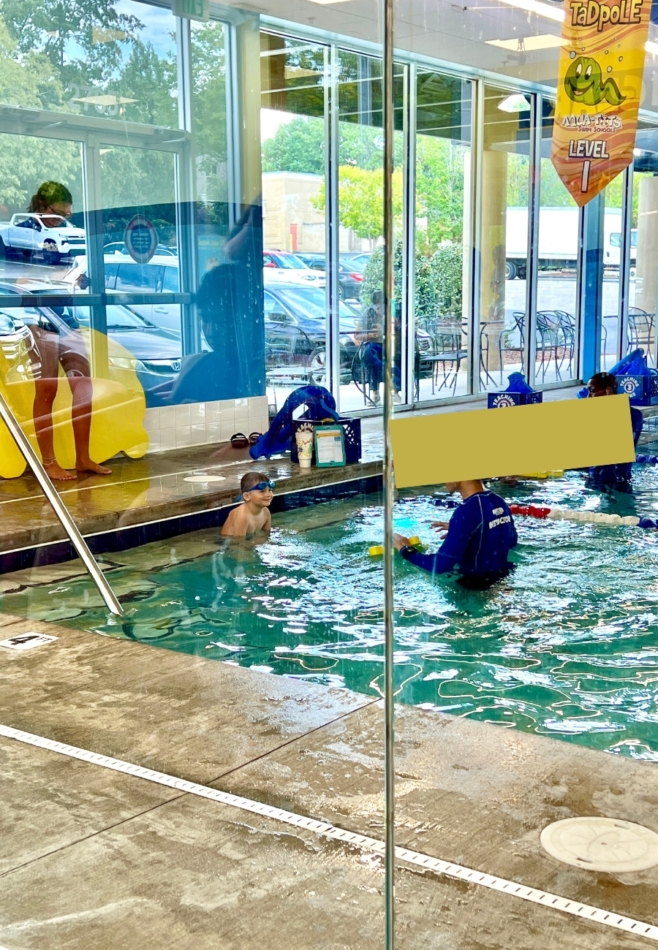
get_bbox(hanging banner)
[551,0,651,206]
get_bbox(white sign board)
[0,633,58,651]
[172,0,209,21]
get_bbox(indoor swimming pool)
[4,468,658,760]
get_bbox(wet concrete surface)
[1,613,658,948]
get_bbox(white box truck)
[505,206,636,279]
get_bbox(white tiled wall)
[143,396,269,453]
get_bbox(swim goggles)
[249,480,276,492]
[235,479,276,501]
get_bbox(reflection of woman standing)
[28,182,111,481]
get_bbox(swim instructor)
[394,480,518,589]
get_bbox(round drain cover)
[541,817,658,873]
[184,475,226,484]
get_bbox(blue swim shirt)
[401,490,518,579]
[588,405,643,485]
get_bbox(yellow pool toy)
[521,471,564,479]
[0,329,149,478]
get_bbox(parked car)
[340,252,371,273]
[263,250,325,288]
[104,242,177,258]
[62,255,182,334]
[295,253,363,301]
[0,280,182,400]
[264,283,358,383]
[0,213,86,265]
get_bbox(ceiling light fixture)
[495,0,565,24]
[304,0,354,4]
[496,0,658,58]
[487,33,566,51]
[498,93,532,112]
[73,95,137,106]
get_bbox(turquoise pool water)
[3,467,658,759]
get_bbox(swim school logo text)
[489,515,512,529]
[561,113,621,133]
[569,0,643,31]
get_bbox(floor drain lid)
[541,817,658,873]
[184,475,226,483]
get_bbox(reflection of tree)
[116,40,177,127]
[100,149,176,233]
[0,23,81,210]
[0,0,177,127]
[2,0,141,93]
[191,21,227,203]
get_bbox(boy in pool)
[394,479,517,589]
[221,472,274,537]
[586,371,643,489]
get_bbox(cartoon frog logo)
[565,56,625,106]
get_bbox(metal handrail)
[0,392,124,616]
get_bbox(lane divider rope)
[2,722,657,944]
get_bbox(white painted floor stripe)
[2,722,658,944]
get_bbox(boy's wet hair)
[241,471,269,493]
[589,371,616,392]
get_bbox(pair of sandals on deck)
[230,432,262,449]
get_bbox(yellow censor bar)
[389,396,636,488]
[551,0,651,206]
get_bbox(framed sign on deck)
[314,425,346,468]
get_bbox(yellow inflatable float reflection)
[0,326,149,479]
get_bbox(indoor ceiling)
[221,0,658,112]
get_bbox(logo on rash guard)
[492,507,503,515]
[489,515,511,529]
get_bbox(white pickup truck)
[0,213,86,265]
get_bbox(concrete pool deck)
[2,611,658,949]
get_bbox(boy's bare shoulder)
[221,505,248,536]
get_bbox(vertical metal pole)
[526,93,541,387]
[81,140,109,379]
[469,80,484,395]
[0,393,123,617]
[175,16,200,356]
[225,23,242,233]
[580,193,604,380]
[382,0,395,944]
[618,165,633,363]
[402,63,416,407]
[326,43,341,403]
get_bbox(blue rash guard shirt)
[400,490,518,584]
[588,405,643,486]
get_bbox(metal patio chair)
[627,308,655,364]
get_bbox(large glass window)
[601,180,625,370]
[535,107,580,386]
[336,52,405,411]
[260,33,328,407]
[478,85,531,394]
[413,70,471,403]
[628,150,658,367]
[191,19,229,209]
[0,132,84,285]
